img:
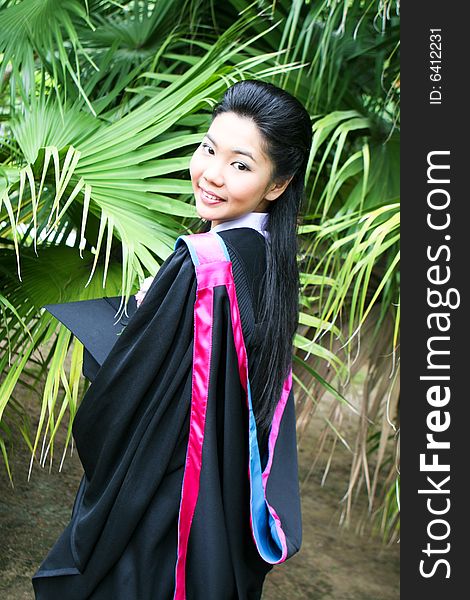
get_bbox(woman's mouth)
[199,187,226,205]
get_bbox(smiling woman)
[190,112,292,226]
[32,79,313,600]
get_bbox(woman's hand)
[135,276,155,307]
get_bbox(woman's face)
[189,112,289,227]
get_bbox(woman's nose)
[202,163,224,187]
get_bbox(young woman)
[32,79,313,599]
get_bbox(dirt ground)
[0,387,399,599]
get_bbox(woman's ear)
[265,175,294,202]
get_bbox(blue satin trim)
[246,378,285,562]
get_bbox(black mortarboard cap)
[43,296,138,382]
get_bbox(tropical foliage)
[0,0,400,542]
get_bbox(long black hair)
[199,79,312,438]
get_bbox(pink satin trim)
[194,231,228,263]
[262,370,292,490]
[174,231,290,598]
[173,235,231,600]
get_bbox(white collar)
[209,211,269,239]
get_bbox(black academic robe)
[32,227,302,599]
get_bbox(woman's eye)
[234,162,249,171]
[201,143,214,154]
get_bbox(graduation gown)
[32,227,302,599]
